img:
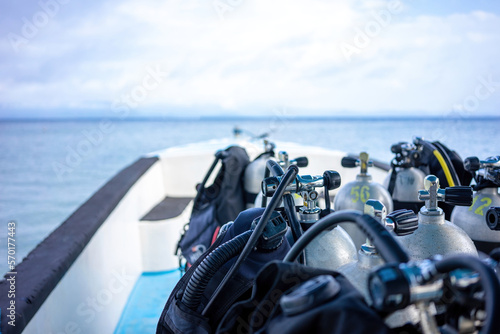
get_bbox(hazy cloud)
[1,0,499,118]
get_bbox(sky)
[1,0,499,119]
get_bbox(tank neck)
[358,247,383,268]
[356,174,372,182]
[418,209,445,225]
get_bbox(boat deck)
[114,269,181,334]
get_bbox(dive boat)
[0,136,390,334]
[2,134,499,334]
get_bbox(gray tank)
[334,152,394,248]
[249,149,309,208]
[337,200,420,328]
[383,141,426,213]
[297,175,357,270]
[304,226,357,270]
[383,167,426,202]
[397,175,477,260]
[262,170,357,270]
[451,156,500,253]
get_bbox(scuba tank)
[451,156,500,253]
[385,137,472,219]
[262,169,357,270]
[218,209,411,334]
[383,140,426,213]
[243,140,276,208]
[248,148,309,208]
[397,175,477,260]
[337,200,420,328]
[334,152,394,248]
[368,253,500,334]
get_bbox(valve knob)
[386,209,418,236]
[323,170,341,190]
[391,142,406,154]
[293,157,309,168]
[262,176,280,197]
[486,207,500,231]
[444,186,473,206]
[368,264,410,313]
[341,156,358,168]
[464,156,480,173]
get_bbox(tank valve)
[278,151,309,169]
[262,171,341,197]
[486,207,500,231]
[364,200,418,237]
[341,152,373,175]
[464,156,481,173]
[362,200,388,255]
[418,175,473,215]
[323,170,342,190]
[464,156,500,186]
[385,209,418,236]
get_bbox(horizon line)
[1,115,499,122]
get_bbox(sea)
[1,117,499,276]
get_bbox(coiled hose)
[182,230,252,311]
[203,165,299,316]
[434,255,500,334]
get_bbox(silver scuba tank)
[337,200,420,328]
[397,175,477,260]
[334,152,394,248]
[451,156,500,253]
[244,140,276,208]
[262,170,357,270]
[250,150,309,208]
[383,141,426,213]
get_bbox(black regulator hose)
[266,159,285,177]
[262,160,285,207]
[202,165,299,316]
[434,255,500,334]
[283,193,302,243]
[489,248,500,262]
[284,210,409,264]
[418,139,461,187]
[181,230,252,311]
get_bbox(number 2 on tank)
[350,185,370,203]
[468,196,492,216]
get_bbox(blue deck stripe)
[114,269,181,334]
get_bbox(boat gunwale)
[0,156,159,334]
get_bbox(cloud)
[0,0,499,118]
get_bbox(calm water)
[0,118,499,275]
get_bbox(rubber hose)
[283,194,302,243]
[182,230,252,311]
[434,255,500,334]
[262,165,270,207]
[433,142,461,186]
[489,248,500,262]
[421,141,460,187]
[284,210,409,264]
[262,159,283,207]
[202,165,299,316]
[266,159,285,177]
